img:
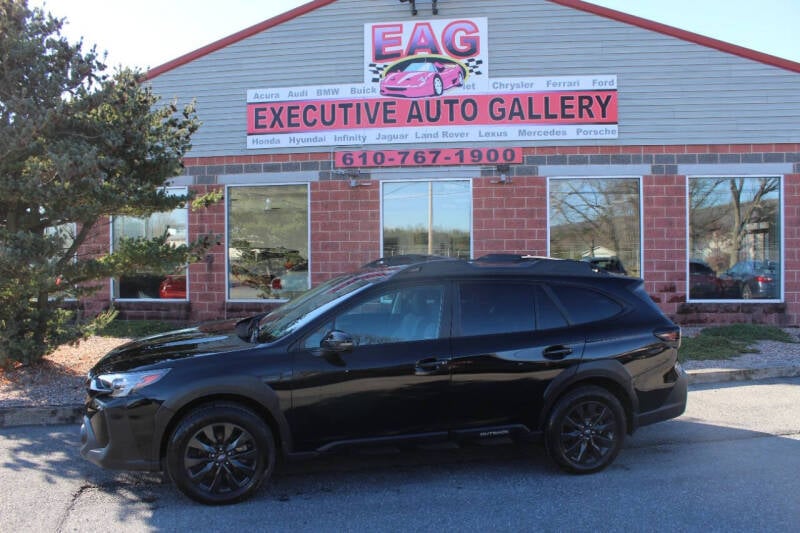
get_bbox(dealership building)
[82,0,800,326]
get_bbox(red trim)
[146,0,800,79]
[549,0,800,74]
[144,0,338,80]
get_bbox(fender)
[538,358,638,432]
[152,374,293,462]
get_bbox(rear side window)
[459,282,535,336]
[535,286,569,330]
[549,285,623,324]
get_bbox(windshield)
[256,267,401,342]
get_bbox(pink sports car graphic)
[380,59,465,98]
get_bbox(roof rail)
[386,254,606,277]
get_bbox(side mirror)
[320,330,355,353]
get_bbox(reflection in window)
[228,184,309,300]
[689,177,781,300]
[549,178,641,277]
[112,187,188,300]
[382,180,471,259]
[305,284,444,348]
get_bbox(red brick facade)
[79,143,800,326]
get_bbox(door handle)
[415,357,449,375]
[543,345,573,360]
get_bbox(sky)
[28,0,800,71]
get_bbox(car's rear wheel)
[545,386,625,474]
[741,284,753,299]
[166,402,275,505]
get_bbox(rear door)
[448,280,584,433]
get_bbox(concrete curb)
[2,366,799,428]
[685,365,800,385]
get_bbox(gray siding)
[147,0,800,157]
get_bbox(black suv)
[81,256,687,504]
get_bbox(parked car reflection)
[719,260,779,299]
[689,260,723,299]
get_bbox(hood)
[90,317,258,375]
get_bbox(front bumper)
[634,362,688,428]
[80,397,163,472]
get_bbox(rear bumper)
[634,362,688,428]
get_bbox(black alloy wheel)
[166,403,275,505]
[545,386,626,474]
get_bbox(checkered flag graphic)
[463,58,483,76]
[368,63,388,83]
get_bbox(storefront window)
[112,187,188,300]
[227,184,309,301]
[549,178,641,277]
[688,176,781,300]
[382,180,471,259]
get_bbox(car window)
[458,282,535,336]
[548,284,623,325]
[534,286,569,330]
[304,284,444,348]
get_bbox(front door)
[287,282,451,451]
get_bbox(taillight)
[655,327,681,348]
[271,278,282,290]
[755,275,772,283]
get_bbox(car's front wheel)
[545,386,626,474]
[166,402,275,505]
[432,75,443,95]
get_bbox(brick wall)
[76,143,800,326]
[472,175,548,257]
[310,180,381,285]
[642,174,687,317]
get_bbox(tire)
[741,284,753,299]
[433,75,443,96]
[456,71,464,86]
[166,402,275,505]
[544,386,626,474]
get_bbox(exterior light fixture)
[492,164,512,184]
[399,0,438,16]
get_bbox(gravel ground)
[0,336,130,408]
[2,328,800,408]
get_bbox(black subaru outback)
[81,256,687,505]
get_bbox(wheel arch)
[540,362,638,434]
[155,380,292,466]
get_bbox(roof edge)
[145,0,800,80]
[144,0,337,80]
[549,0,800,74]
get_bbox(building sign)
[364,18,490,93]
[334,147,523,168]
[246,17,618,149]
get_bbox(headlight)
[91,369,170,397]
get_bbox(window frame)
[380,178,473,260]
[685,174,784,303]
[110,186,189,302]
[225,182,311,303]
[546,176,644,278]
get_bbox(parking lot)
[2,377,799,532]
